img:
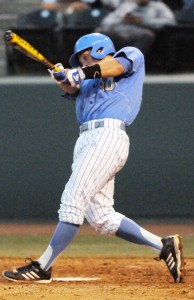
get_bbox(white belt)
[80,119,126,134]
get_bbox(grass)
[0,234,194,258]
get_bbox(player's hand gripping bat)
[3,30,60,72]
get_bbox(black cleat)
[155,234,186,283]
[2,258,52,283]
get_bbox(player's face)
[78,49,98,67]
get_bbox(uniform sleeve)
[114,47,145,73]
[114,57,133,74]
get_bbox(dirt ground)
[1,257,194,300]
[0,223,194,300]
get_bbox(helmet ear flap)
[96,47,104,54]
[90,46,103,60]
[91,41,115,61]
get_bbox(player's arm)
[65,56,132,88]
[91,57,125,78]
[50,57,131,90]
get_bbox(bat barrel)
[3,30,57,71]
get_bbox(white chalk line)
[53,277,101,282]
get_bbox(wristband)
[82,64,101,79]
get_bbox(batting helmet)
[69,33,116,67]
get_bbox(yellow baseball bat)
[3,30,60,72]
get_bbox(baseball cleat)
[155,234,186,283]
[2,258,52,283]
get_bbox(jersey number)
[100,77,115,91]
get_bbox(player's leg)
[116,218,185,282]
[85,180,185,283]
[2,133,89,282]
[85,181,162,251]
[116,217,162,251]
[2,221,79,283]
[2,132,89,282]
[38,126,129,269]
[38,222,79,270]
[2,125,129,282]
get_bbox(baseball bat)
[3,30,60,72]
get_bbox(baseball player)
[2,33,185,283]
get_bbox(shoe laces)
[16,258,40,272]
[25,257,38,265]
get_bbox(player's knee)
[58,202,85,225]
[85,211,124,235]
[87,219,119,235]
[58,210,84,225]
[59,187,85,224]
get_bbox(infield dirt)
[0,223,194,300]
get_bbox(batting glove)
[66,68,86,88]
[48,63,70,85]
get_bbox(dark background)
[1,81,193,221]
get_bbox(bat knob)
[3,30,13,42]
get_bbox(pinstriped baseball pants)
[58,119,129,235]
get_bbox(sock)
[38,221,79,270]
[116,217,163,252]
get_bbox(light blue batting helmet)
[69,33,116,67]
